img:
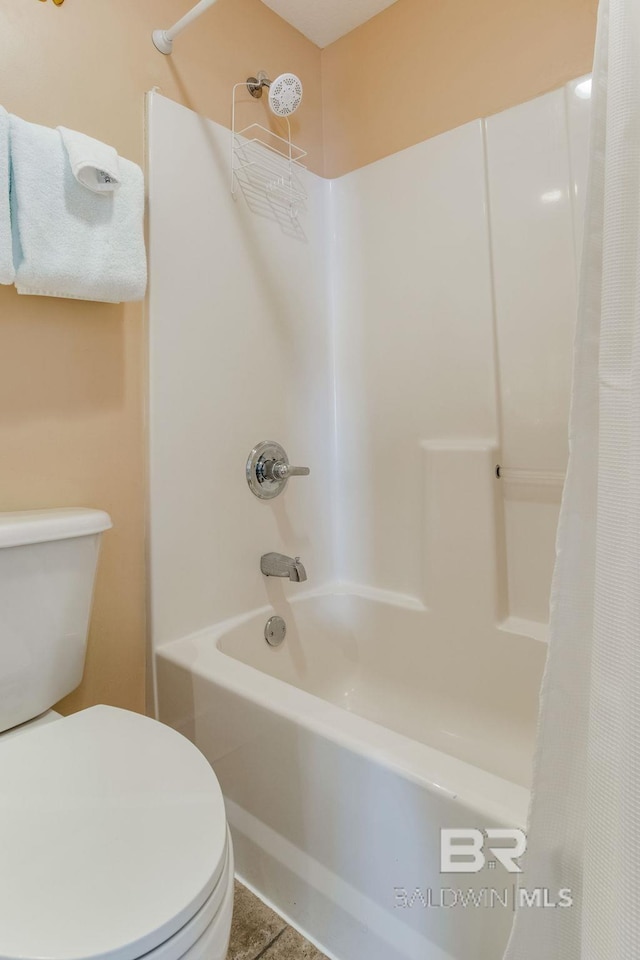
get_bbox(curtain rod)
[152,0,220,55]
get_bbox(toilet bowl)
[0,508,233,959]
[0,706,233,960]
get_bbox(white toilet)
[0,508,234,960]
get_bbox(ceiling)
[260,0,401,48]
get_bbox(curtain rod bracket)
[152,30,173,55]
[152,0,220,55]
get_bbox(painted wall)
[148,95,332,657]
[321,0,598,177]
[0,0,322,715]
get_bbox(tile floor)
[227,882,328,960]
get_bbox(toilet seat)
[137,838,234,960]
[0,706,229,960]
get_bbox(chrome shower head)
[246,71,304,117]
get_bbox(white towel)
[58,126,121,193]
[10,116,146,303]
[0,106,15,284]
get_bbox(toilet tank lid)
[0,508,112,548]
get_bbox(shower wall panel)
[148,93,332,651]
[486,80,591,624]
[329,120,498,600]
[486,89,578,479]
[331,80,591,629]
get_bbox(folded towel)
[10,116,146,303]
[58,126,121,193]
[0,106,15,284]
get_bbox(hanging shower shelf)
[232,124,307,218]
[231,82,307,220]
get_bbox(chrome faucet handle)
[271,461,310,481]
[247,441,311,500]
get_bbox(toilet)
[0,508,233,960]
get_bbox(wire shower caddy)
[231,82,307,220]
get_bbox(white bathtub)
[156,586,546,960]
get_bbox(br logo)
[440,829,526,874]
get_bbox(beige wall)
[321,0,598,177]
[0,0,321,716]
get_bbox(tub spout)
[291,557,307,582]
[261,552,307,582]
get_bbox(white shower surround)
[148,79,590,960]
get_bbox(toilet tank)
[0,508,112,733]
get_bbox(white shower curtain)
[504,0,640,957]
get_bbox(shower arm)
[152,0,220,55]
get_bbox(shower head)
[246,71,304,117]
[268,74,303,117]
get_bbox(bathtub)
[156,586,546,960]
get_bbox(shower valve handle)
[270,461,310,481]
[246,441,310,500]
